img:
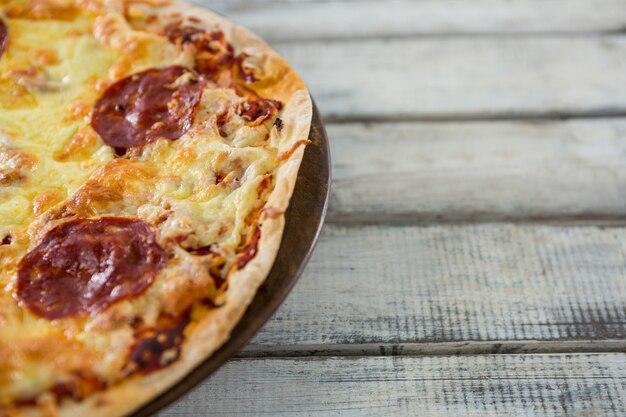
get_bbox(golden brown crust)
[1,0,312,415]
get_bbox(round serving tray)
[128,101,331,417]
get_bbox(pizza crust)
[4,1,312,415]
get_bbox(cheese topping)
[0,0,285,408]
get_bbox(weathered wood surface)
[271,36,626,121]
[207,0,626,42]
[327,119,626,222]
[163,0,626,415]
[240,224,626,352]
[161,354,626,416]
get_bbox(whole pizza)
[0,0,312,415]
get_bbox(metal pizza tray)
[128,101,331,417]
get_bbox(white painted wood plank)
[245,224,626,347]
[204,0,626,42]
[327,119,626,222]
[272,36,626,120]
[160,354,626,416]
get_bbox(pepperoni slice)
[0,20,8,57]
[91,66,204,150]
[17,218,165,319]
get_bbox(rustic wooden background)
[160,0,626,415]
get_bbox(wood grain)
[326,119,626,222]
[206,0,626,42]
[242,224,626,350]
[270,36,626,121]
[160,3,626,415]
[160,354,626,416]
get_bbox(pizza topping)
[273,117,283,132]
[91,66,204,150]
[64,99,91,122]
[0,19,8,58]
[162,24,204,47]
[31,48,60,66]
[32,189,63,216]
[237,226,261,269]
[0,76,37,108]
[54,127,99,161]
[125,312,190,375]
[163,26,252,83]
[53,372,107,403]
[9,67,66,93]
[0,149,38,184]
[163,25,285,130]
[209,256,227,289]
[163,25,258,86]
[239,97,281,126]
[187,245,214,256]
[4,0,79,21]
[17,217,165,319]
[0,0,308,409]
[16,371,107,406]
[277,139,312,162]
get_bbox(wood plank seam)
[257,30,626,45]
[321,110,626,124]
[324,217,626,226]
[249,224,626,346]
[206,0,626,43]
[237,340,626,358]
[159,354,626,417]
[273,35,626,120]
[323,112,626,124]
[324,118,626,222]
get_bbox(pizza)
[0,0,312,415]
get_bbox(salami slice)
[0,20,8,57]
[91,66,203,150]
[17,218,165,319]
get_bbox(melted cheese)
[0,1,116,236]
[0,0,282,407]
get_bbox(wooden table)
[160,0,626,415]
